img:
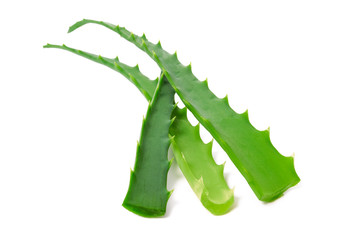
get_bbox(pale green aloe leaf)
[170,107,234,215]
[44,44,234,214]
[122,74,174,217]
[68,19,300,202]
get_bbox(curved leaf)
[68,19,300,201]
[44,44,234,214]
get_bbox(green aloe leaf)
[122,74,174,217]
[43,44,158,101]
[68,19,300,202]
[44,44,234,214]
[170,107,234,214]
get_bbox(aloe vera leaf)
[122,74,174,217]
[44,44,234,214]
[43,44,157,101]
[68,19,300,202]
[170,107,234,214]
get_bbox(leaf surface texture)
[122,74,174,217]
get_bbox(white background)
[0,0,359,239]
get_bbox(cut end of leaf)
[199,187,235,216]
[122,202,166,218]
[258,176,300,202]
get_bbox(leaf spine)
[194,123,201,138]
[170,116,176,126]
[206,139,214,148]
[167,189,174,200]
[172,51,178,60]
[187,63,192,71]
[169,135,176,142]
[263,126,270,134]
[168,157,174,168]
[98,55,104,61]
[201,78,209,88]
[142,115,146,124]
[130,32,136,42]
[172,102,179,110]
[222,94,229,105]
[133,64,140,71]
[240,109,250,121]
[115,25,121,33]
[215,162,226,175]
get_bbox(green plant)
[66,19,300,202]
[122,74,174,217]
[44,19,300,216]
[44,44,234,215]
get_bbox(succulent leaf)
[44,44,234,214]
[170,107,234,215]
[68,19,300,202]
[122,74,174,217]
[43,43,157,101]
